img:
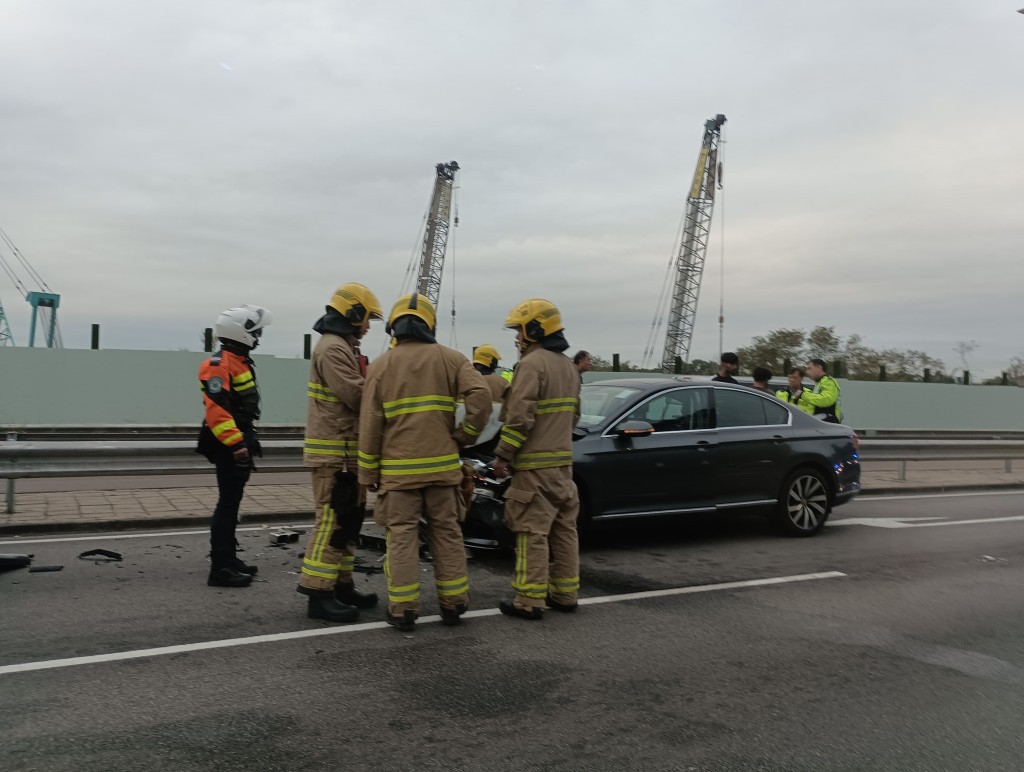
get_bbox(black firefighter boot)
[335,582,378,609]
[208,566,253,588]
[299,588,359,623]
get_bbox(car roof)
[583,376,852,433]
[586,375,714,392]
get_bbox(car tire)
[776,468,830,537]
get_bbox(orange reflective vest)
[198,349,261,449]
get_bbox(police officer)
[358,294,491,632]
[799,358,843,423]
[296,283,383,623]
[776,367,815,415]
[197,305,272,588]
[492,299,581,620]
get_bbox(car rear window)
[715,388,790,427]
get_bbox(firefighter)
[296,283,384,623]
[196,305,272,588]
[472,344,509,403]
[358,293,492,632]
[492,299,581,620]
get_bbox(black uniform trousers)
[210,452,248,569]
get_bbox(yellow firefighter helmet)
[327,283,383,327]
[503,298,563,343]
[386,293,437,334]
[473,344,501,368]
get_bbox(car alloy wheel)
[778,470,829,536]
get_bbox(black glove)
[233,452,252,482]
[329,471,365,547]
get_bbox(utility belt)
[196,421,262,463]
[813,405,841,424]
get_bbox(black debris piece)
[0,553,33,572]
[28,565,64,573]
[78,549,123,562]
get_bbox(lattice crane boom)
[659,114,726,372]
[0,226,62,348]
[416,161,459,308]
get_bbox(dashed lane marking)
[0,571,845,676]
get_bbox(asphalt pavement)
[2,490,1024,770]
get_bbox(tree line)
[588,326,1007,384]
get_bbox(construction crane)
[642,114,726,372]
[415,161,459,308]
[0,226,63,348]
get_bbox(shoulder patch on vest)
[207,376,224,394]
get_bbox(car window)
[715,388,788,427]
[579,385,642,429]
[762,397,789,425]
[622,388,711,432]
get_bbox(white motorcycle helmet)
[215,305,272,349]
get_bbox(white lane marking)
[859,490,1024,502]
[0,571,845,676]
[829,515,1024,529]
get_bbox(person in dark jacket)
[197,305,272,588]
[711,352,739,383]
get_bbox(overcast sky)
[0,1,1020,377]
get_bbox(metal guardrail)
[857,439,1024,481]
[3,436,1024,514]
[0,440,304,514]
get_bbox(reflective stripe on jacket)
[198,349,260,448]
[775,388,815,415]
[357,340,492,491]
[495,344,580,471]
[304,333,364,467]
[797,375,842,422]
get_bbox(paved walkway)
[2,468,1023,535]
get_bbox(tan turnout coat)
[358,340,492,491]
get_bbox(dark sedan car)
[463,377,860,548]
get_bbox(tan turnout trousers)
[374,484,469,616]
[298,466,362,592]
[503,466,580,610]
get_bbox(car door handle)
[773,435,785,443]
[696,440,711,452]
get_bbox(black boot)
[302,590,359,623]
[545,595,578,613]
[230,558,258,576]
[498,599,542,620]
[335,583,378,609]
[385,609,417,632]
[208,567,253,588]
[440,603,468,627]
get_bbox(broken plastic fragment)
[78,549,123,561]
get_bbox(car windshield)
[578,384,642,429]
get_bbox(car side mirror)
[614,420,655,438]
